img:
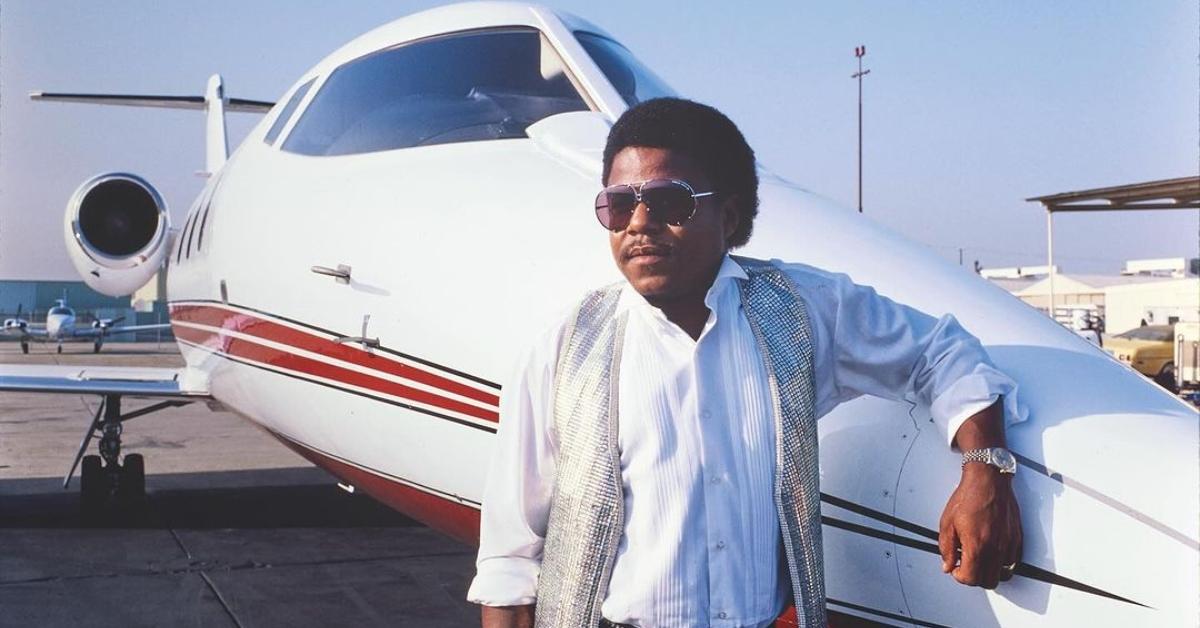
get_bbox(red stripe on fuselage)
[270,431,481,546]
[171,321,498,423]
[170,303,499,407]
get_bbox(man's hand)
[939,398,1023,589]
[938,463,1022,589]
[481,604,534,628]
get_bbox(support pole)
[852,46,870,214]
[1047,211,1056,320]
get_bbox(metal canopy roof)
[1027,176,1200,212]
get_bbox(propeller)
[94,316,126,329]
[4,304,28,330]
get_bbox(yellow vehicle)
[1105,324,1176,390]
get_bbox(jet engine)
[62,173,170,297]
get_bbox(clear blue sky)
[2,1,1196,280]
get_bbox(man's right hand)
[481,604,534,628]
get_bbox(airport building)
[985,258,1200,334]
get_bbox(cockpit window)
[264,78,316,146]
[281,28,590,156]
[574,32,677,106]
[49,307,71,316]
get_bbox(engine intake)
[63,173,170,296]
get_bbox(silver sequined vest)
[534,256,826,628]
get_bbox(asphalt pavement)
[0,341,479,627]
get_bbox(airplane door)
[818,396,922,625]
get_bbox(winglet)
[205,74,229,176]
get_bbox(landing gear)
[20,340,29,354]
[93,339,103,353]
[80,455,105,513]
[66,394,190,519]
[56,341,63,354]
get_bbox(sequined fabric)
[733,255,825,628]
[536,258,822,628]
[536,286,627,628]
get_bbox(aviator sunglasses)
[594,179,716,231]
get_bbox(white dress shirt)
[467,256,1024,627]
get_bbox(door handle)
[311,264,351,284]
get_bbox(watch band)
[961,447,1016,474]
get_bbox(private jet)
[1,3,1195,625]
[2,297,169,354]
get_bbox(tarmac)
[0,341,479,627]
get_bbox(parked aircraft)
[2,297,169,354]
[1,3,1195,626]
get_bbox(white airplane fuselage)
[45,312,74,339]
[48,3,1200,626]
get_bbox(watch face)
[992,448,1017,473]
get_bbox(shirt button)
[701,409,712,419]
[718,611,728,619]
[716,540,726,550]
[710,475,721,485]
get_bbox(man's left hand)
[938,463,1022,589]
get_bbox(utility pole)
[852,45,870,214]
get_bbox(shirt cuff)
[931,371,1027,447]
[466,557,540,607]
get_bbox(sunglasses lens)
[595,187,637,230]
[641,181,696,225]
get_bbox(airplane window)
[49,307,70,316]
[282,28,590,156]
[574,32,676,106]
[264,78,316,146]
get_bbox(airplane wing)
[4,326,48,338]
[0,364,208,397]
[71,323,172,338]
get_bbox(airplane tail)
[30,74,274,176]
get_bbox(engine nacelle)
[63,173,170,297]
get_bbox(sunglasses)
[594,179,716,231]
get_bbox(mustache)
[622,239,674,260]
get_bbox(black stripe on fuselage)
[826,597,949,628]
[169,299,501,390]
[819,494,1149,608]
[1011,452,1198,551]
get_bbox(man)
[468,98,1024,628]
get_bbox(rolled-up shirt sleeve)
[466,326,561,606]
[797,265,1026,446]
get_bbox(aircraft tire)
[120,454,146,500]
[1155,363,1178,394]
[80,455,105,517]
[93,341,102,354]
[20,342,28,354]
[56,345,62,354]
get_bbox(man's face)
[606,146,738,306]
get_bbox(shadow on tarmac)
[0,467,479,628]
[0,468,420,529]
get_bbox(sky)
[1,1,1197,281]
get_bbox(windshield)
[48,307,71,316]
[575,32,677,105]
[1114,325,1173,342]
[282,28,590,156]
